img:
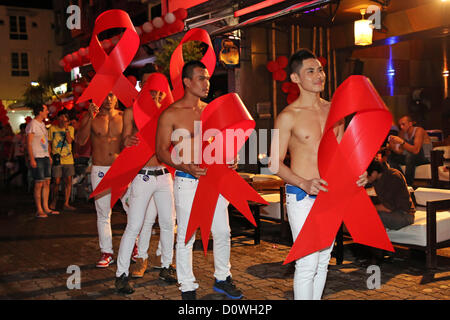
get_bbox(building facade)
[0,5,64,105]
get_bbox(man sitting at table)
[367,159,416,231]
[387,115,432,186]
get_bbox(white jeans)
[91,166,129,255]
[174,173,231,292]
[116,166,175,277]
[286,192,334,300]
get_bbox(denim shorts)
[31,157,51,181]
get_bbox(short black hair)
[289,49,317,75]
[182,60,207,88]
[19,123,27,130]
[31,104,45,116]
[367,159,384,176]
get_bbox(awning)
[211,0,331,36]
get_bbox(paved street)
[0,186,449,302]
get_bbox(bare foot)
[36,211,48,218]
[63,204,76,211]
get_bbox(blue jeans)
[31,157,51,181]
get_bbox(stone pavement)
[0,186,449,301]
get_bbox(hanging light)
[354,9,373,46]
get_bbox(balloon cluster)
[0,100,10,126]
[266,56,288,82]
[281,82,300,105]
[138,8,187,44]
[59,8,187,72]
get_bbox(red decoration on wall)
[281,81,300,104]
[266,56,288,82]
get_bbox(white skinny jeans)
[116,166,175,277]
[174,173,231,292]
[286,192,334,300]
[91,165,129,255]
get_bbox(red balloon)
[174,19,185,32]
[281,82,291,93]
[288,83,300,94]
[174,8,188,20]
[318,56,327,67]
[64,64,72,73]
[287,92,299,104]
[276,56,288,69]
[64,54,73,63]
[273,69,287,82]
[81,54,90,64]
[72,52,81,65]
[267,61,278,73]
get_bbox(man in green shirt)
[49,110,76,211]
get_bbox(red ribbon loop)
[185,93,269,254]
[284,75,394,265]
[169,28,216,101]
[77,10,140,108]
[90,73,174,206]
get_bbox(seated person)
[387,115,432,186]
[367,159,415,231]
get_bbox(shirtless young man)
[270,49,367,300]
[114,71,177,294]
[76,93,125,268]
[156,61,242,300]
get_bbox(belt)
[286,184,316,201]
[138,168,169,176]
[175,171,197,180]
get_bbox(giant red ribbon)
[77,10,140,108]
[185,93,269,254]
[169,28,216,101]
[284,75,394,264]
[90,73,174,205]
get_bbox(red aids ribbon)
[185,93,269,254]
[90,73,174,206]
[284,75,394,264]
[169,28,216,101]
[76,10,140,108]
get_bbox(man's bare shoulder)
[159,101,181,123]
[275,105,298,129]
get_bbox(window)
[9,16,28,40]
[11,52,29,77]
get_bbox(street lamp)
[354,9,373,46]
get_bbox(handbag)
[52,132,66,166]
